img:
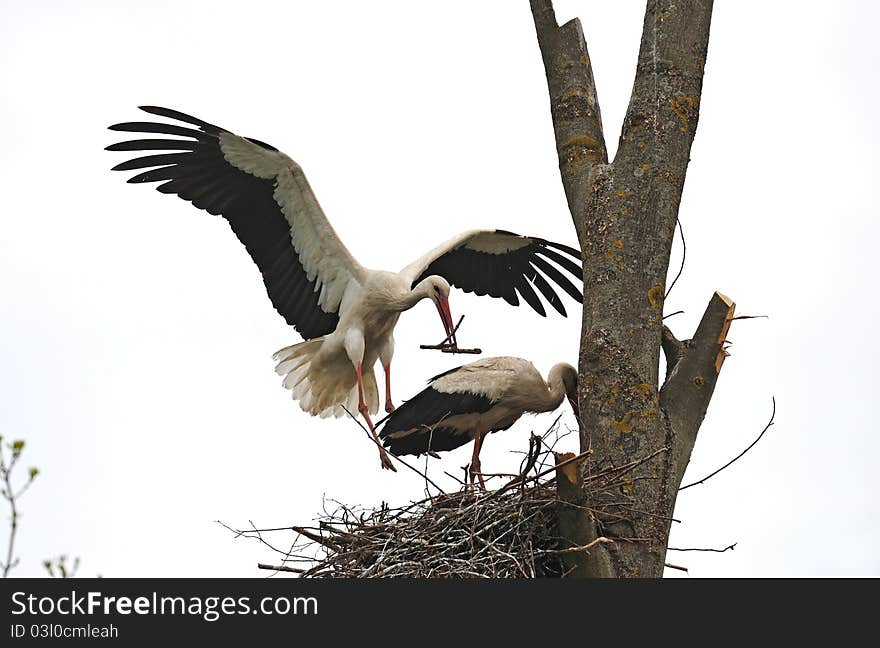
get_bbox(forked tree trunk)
[530,0,731,577]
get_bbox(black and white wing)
[107,106,364,339]
[400,229,582,317]
[379,357,527,456]
[378,385,496,455]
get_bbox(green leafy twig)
[43,555,81,578]
[0,436,39,578]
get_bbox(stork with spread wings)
[107,106,582,470]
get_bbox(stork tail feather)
[273,338,379,418]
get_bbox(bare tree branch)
[665,217,687,298]
[668,543,736,553]
[664,562,688,573]
[679,398,776,490]
[529,0,607,225]
[660,291,736,486]
[258,563,306,574]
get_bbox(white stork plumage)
[379,356,579,488]
[107,107,583,471]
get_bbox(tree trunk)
[530,0,729,577]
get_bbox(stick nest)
[297,480,567,578]
[230,427,584,578]
[224,423,631,578]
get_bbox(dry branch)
[258,563,306,574]
[678,398,776,491]
[419,315,482,354]
[661,291,737,487]
[664,562,688,573]
[668,543,736,553]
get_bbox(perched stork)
[379,357,578,488]
[107,107,582,471]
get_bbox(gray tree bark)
[531,0,729,577]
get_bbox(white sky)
[1,0,877,578]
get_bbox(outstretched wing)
[107,106,364,339]
[400,229,582,317]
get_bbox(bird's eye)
[434,286,441,295]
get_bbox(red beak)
[435,297,456,348]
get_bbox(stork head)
[423,276,455,346]
[549,362,579,420]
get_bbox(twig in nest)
[228,425,610,578]
[664,562,688,573]
[517,433,543,486]
[419,315,482,354]
[258,563,307,574]
[679,397,775,491]
[443,471,466,486]
[491,448,592,500]
[216,519,305,559]
[536,536,613,555]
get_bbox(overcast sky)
[1,0,877,578]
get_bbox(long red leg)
[356,363,396,472]
[384,363,395,413]
[469,424,486,490]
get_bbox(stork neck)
[393,279,433,312]
[395,286,429,312]
[543,363,576,413]
[544,376,568,412]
